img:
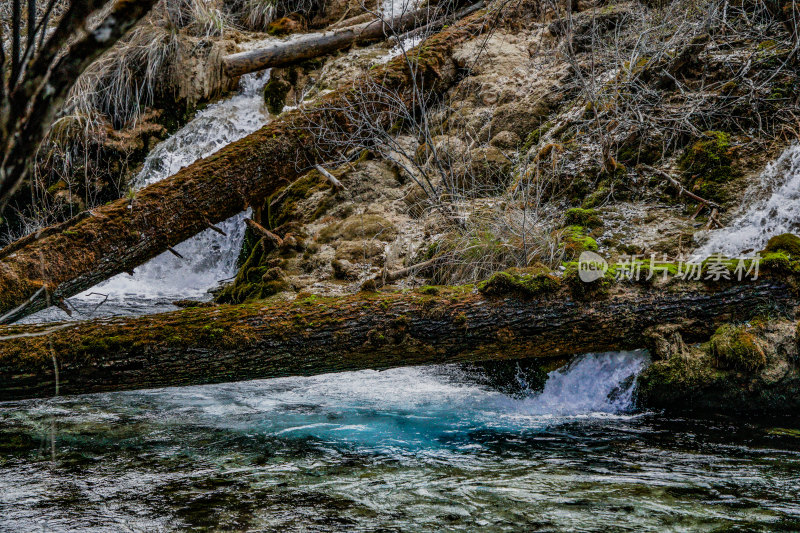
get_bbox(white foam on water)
[695,143,800,258]
[508,350,649,418]
[382,0,419,17]
[61,351,651,449]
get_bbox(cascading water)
[695,143,800,257]
[24,71,272,321]
[507,351,648,417]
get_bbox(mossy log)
[0,276,795,401]
[222,2,485,77]
[0,7,496,324]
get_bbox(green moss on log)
[477,267,561,298]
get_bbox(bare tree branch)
[0,0,159,208]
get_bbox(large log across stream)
[0,7,497,324]
[0,274,795,401]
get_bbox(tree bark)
[0,7,495,324]
[0,276,794,401]
[222,2,485,77]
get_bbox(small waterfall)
[695,143,800,257]
[26,71,273,320]
[511,351,649,416]
[86,71,272,305]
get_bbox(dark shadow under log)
[0,276,795,401]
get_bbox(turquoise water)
[1,351,799,531]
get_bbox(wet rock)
[637,319,800,416]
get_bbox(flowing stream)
[23,71,271,322]
[3,351,799,531]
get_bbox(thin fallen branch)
[244,218,284,248]
[371,256,439,288]
[222,1,484,77]
[314,164,345,191]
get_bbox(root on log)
[0,7,495,324]
[0,276,795,401]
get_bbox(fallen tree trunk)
[0,6,497,324]
[222,2,485,77]
[0,275,795,400]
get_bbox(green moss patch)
[564,208,603,228]
[477,267,561,298]
[216,241,291,304]
[562,261,615,300]
[708,323,767,372]
[763,233,800,257]
[268,172,328,227]
[560,225,598,260]
[678,131,738,203]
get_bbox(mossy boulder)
[564,207,603,228]
[709,323,767,372]
[636,349,718,408]
[263,76,292,115]
[477,267,561,298]
[638,320,800,416]
[759,251,800,275]
[678,131,737,203]
[216,241,291,304]
[763,233,800,257]
[269,171,330,227]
